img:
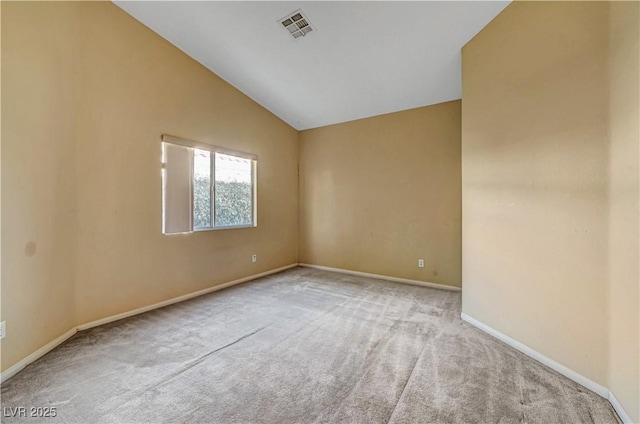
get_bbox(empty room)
[1,1,638,423]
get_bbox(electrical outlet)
[0,321,6,340]
[252,254,257,263]
[418,259,425,268]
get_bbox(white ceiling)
[114,1,510,130]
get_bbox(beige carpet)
[0,267,620,423]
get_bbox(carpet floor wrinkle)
[0,267,620,424]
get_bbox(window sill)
[193,224,256,232]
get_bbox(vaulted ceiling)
[114,1,510,130]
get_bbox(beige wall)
[462,1,639,420]
[2,2,80,373]
[2,3,638,420]
[608,2,639,421]
[299,101,461,288]
[462,0,609,389]
[1,1,298,371]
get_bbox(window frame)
[161,134,258,234]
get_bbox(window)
[161,135,257,234]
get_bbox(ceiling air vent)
[278,9,314,39]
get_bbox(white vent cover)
[278,9,314,39]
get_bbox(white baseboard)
[78,263,298,331]
[460,312,632,424]
[1,264,298,383]
[460,312,609,396]
[0,328,78,383]
[608,391,633,424]
[299,263,461,292]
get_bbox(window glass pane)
[215,152,253,227]
[193,149,212,228]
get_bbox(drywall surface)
[1,1,298,372]
[462,1,610,388]
[608,2,639,421]
[72,2,298,324]
[1,2,80,373]
[299,101,461,288]
[0,0,3,366]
